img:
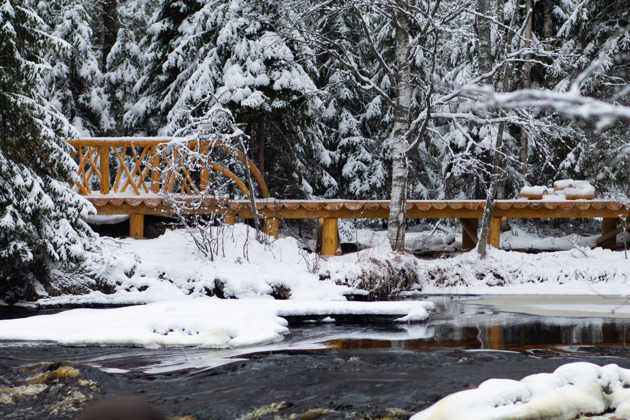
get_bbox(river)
[1,296,629,419]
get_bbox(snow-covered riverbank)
[2,223,629,348]
[14,223,630,306]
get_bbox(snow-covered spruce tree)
[307,5,392,200]
[538,0,630,197]
[41,0,112,135]
[105,27,142,133]
[128,0,329,198]
[0,0,105,303]
[117,0,159,41]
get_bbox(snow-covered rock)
[412,362,630,420]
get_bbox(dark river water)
[1,296,630,419]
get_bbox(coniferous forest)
[0,0,629,298]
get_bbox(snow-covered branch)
[463,85,630,126]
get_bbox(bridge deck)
[85,195,629,256]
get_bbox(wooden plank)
[489,217,501,249]
[129,214,144,238]
[321,218,340,256]
[151,146,160,193]
[599,218,620,249]
[458,218,478,250]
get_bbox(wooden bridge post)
[489,217,501,249]
[264,218,279,239]
[99,146,110,194]
[600,218,619,249]
[321,218,340,256]
[151,146,160,193]
[129,214,144,238]
[200,140,210,190]
[458,218,478,250]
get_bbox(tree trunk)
[477,0,493,76]
[544,0,554,42]
[258,116,265,175]
[387,8,412,253]
[102,0,118,70]
[494,0,506,90]
[520,0,533,175]
[477,120,507,258]
[477,0,522,258]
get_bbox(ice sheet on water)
[0,299,433,348]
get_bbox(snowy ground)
[326,224,630,296]
[30,222,630,307]
[470,295,630,318]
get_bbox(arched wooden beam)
[190,139,269,198]
[209,162,251,198]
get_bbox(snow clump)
[412,362,630,420]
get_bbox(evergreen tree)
[0,0,104,303]
[542,0,630,196]
[128,0,328,197]
[105,27,142,132]
[312,8,392,199]
[42,0,113,135]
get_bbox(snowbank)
[22,223,630,306]
[412,362,630,420]
[37,225,351,306]
[323,244,630,295]
[0,299,433,348]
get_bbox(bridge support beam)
[488,217,501,249]
[599,218,621,249]
[264,218,279,239]
[129,214,144,238]
[99,146,110,194]
[321,218,341,256]
[458,218,478,250]
[224,213,236,225]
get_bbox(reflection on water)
[327,296,630,352]
[0,296,629,374]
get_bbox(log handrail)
[66,137,269,198]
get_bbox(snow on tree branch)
[463,85,630,127]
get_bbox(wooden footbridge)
[69,138,630,256]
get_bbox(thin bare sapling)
[153,105,264,261]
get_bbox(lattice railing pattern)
[67,138,269,198]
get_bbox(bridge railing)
[66,137,269,198]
